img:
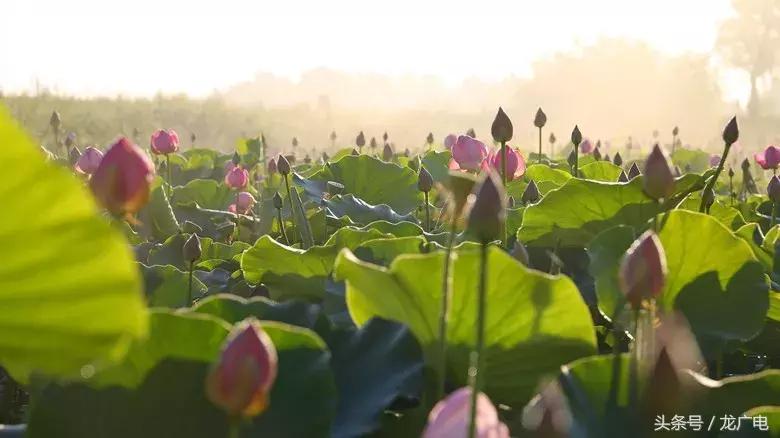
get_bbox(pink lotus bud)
[444,134,458,150]
[224,160,236,173]
[267,157,277,175]
[89,137,155,216]
[150,129,180,155]
[754,145,780,170]
[709,155,721,167]
[768,176,780,203]
[619,231,667,310]
[642,144,675,201]
[236,191,257,212]
[75,146,104,175]
[225,166,249,189]
[486,146,526,181]
[579,138,594,154]
[206,319,278,418]
[452,135,488,171]
[466,171,507,243]
[423,387,509,438]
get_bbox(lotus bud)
[205,319,278,419]
[618,231,667,310]
[604,153,611,162]
[150,129,180,155]
[447,171,477,218]
[723,116,739,146]
[426,132,434,145]
[466,171,507,243]
[613,152,623,167]
[89,137,155,216]
[444,134,457,150]
[272,192,283,210]
[548,132,556,144]
[643,145,675,201]
[232,151,241,166]
[627,162,641,180]
[276,154,290,175]
[618,170,629,183]
[511,241,530,266]
[183,233,202,263]
[533,107,547,128]
[75,146,104,175]
[702,187,715,210]
[351,148,360,156]
[65,131,77,148]
[68,146,82,167]
[566,150,576,168]
[267,157,277,175]
[422,387,509,438]
[237,191,257,213]
[742,158,751,172]
[225,166,249,189]
[181,220,203,234]
[593,147,602,161]
[370,137,377,150]
[191,132,196,144]
[383,131,389,143]
[292,137,298,148]
[579,139,593,154]
[330,131,337,142]
[383,143,394,161]
[418,166,433,193]
[768,176,780,204]
[521,179,540,204]
[466,128,476,138]
[322,152,330,162]
[672,126,679,136]
[728,167,734,178]
[403,148,410,157]
[507,196,515,208]
[356,131,365,148]
[571,125,582,148]
[50,111,61,130]
[327,181,345,196]
[491,107,513,143]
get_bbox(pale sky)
[0,0,745,102]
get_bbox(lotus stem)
[699,143,731,212]
[468,242,489,438]
[538,127,543,163]
[424,191,431,232]
[628,308,640,408]
[277,208,289,245]
[436,214,457,400]
[166,154,172,196]
[283,174,297,243]
[187,261,194,305]
[772,201,777,228]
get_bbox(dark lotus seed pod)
[418,166,433,192]
[383,143,394,161]
[618,170,629,183]
[491,107,513,143]
[567,150,576,168]
[627,162,641,179]
[549,132,556,144]
[68,146,81,166]
[593,147,602,161]
[356,131,365,147]
[232,151,241,165]
[276,154,291,175]
[571,125,582,147]
[182,233,202,263]
[534,107,547,128]
[672,126,679,136]
[768,176,780,203]
[426,132,434,145]
[466,171,507,243]
[613,152,623,167]
[466,128,476,138]
[511,241,530,266]
[272,192,283,209]
[722,116,739,146]
[728,167,734,178]
[181,220,203,234]
[701,187,715,209]
[521,179,540,204]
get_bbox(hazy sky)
[1,0,744,101]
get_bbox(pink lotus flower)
[150,129,179,155]
[709,154,721,167]
[236,191,256,213]
[224,161,236,173]
[90,137,155,216]
[423,387,509,438]
[484,146,526,181]
[452,135,488,171]
[225,166,249,189]
[206,319,278,418]
[75,146,103,175]
[754,145,780,170]
[444,134,458,150]
[579,138,593,154]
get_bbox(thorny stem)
[436,214,457,400]
[468,242,489,438]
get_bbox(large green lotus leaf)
[353,236,426,265]
[679,195,746,229]
[139,264,208,308]
[518,177,661,247]
[657,210,768,357]
[525,164,572,185]
[506,179,560,202]
[241,227,391,301]
[0,106,147,382]
[588,225,637,318]
[308,155,422,213]
[191,294,331,334]
[361,220,424,237]
[334,246,597,412]
[147,233,250,270]
[735,223,773,274]
[671,148,711,173]
[171,179,234,210]
[769,292,780,323]
[27,312,337,438]
[136,177,180,241]
[579,161,623,182]
[420,150,451,184]
[324,194,418,225]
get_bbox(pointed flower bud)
[418,166,433,193]
[466,171,507,243]
[672,126,679,136]
[351,148,360,156]
[423,387,509,438]
[276,154,291,175]
[444,134,457,150]
[89,137,155,216]
[452,135,488,171]
[619,231,667,310]
[383,143,394,161]
[613,152,623,167]
[742,158,751,172]
[521,179,540,204]
[533,107,547,128]
[267,157,277,175]
[426,132,434,145]
[75,146,103,175]
[604,153,611,162]
[232,151,241,166]
[768,176,780,204]
[272,192,283,209]
[643,145,675,200]
[466,128,476,138]
[356,131,365,147]
[183,233,202,263]
[618,170,629,182]
[491,107,513,143]
[50,111,61,129]
[548,132,556,144]
[370,137,377,149]
[150,129,180,155]
[330,131,337,141]
[571,125,582,147]
[754,145,780,170]
[206,319,278,419]
[593,147,602,161]
[728,167,734,178]
[292,137,298,148]
[68,146,82,167]
[723,116,739,146]
[627,162,641,180]
[566,150,576,168]
[383,131,388,143]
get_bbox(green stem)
[187,261,194,305]
[699,142,732,212]
[277,208,289,245]
[573,145,580,177]
[424,191,431,232]
[729,175,735,206]
[283,174,296,243]
[436,215,457,400]
[628,308,640,408]
[538,127,542,163]
[772,201,777,228]
[500,141,508,245]
[228,417,240,438]
[234,192,241,242]
[468,242,489,438]
[166,154,172,196]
